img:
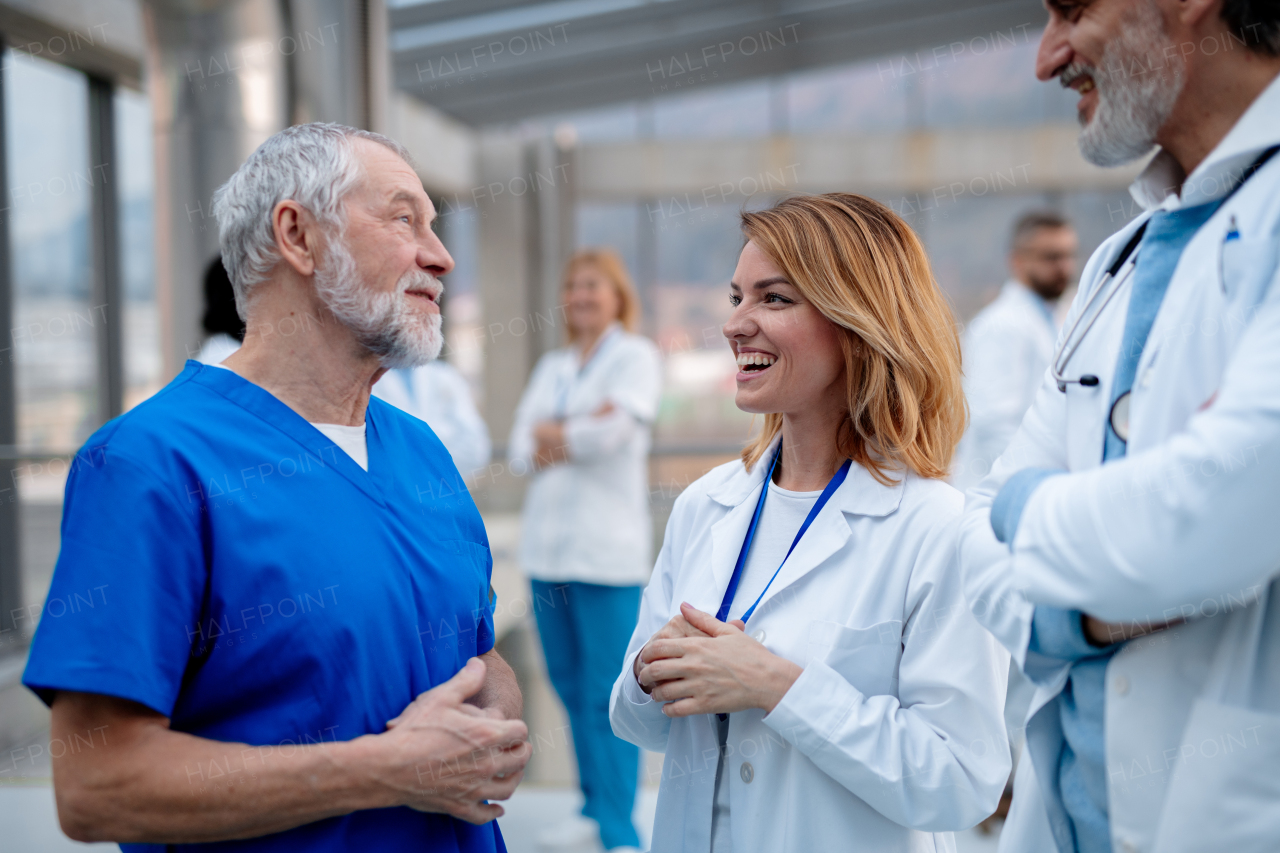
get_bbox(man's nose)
[420,231,454,277]
[1036,14,1072,82]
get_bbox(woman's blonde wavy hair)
[739,193,966,484]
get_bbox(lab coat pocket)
[807,619,902,698]
[1219,236,1279,307]
[1150,698,1280,853]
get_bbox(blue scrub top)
[23,361,504,853]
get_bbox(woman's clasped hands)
[633,602,802,717]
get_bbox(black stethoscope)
[1050,144,1279,443]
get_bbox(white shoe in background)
[535,813,602,852]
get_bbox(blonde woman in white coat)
[610,194,1010,853]
[509,248,660,853]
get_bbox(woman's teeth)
[736,352,777,372]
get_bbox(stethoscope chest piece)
[1109,392,1131,443]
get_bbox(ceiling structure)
[389,0,1049,126]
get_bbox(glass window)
[116,87,160,410]
[6,55,92,458]
[544,102,639,144]
[919,191,1056,321]
[576,201,639,280]
[651,201,752,444]
[5,54,92,626]
[652,79,771,139]
[919,31,1080,128]
[787,60,911,134]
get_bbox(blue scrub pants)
[531,580,642,850]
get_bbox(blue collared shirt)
[24,361,503,853]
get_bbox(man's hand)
[1081,614,1183,647]
[633,610,715,691]
[374,658,530,824]
[638,603,802,716]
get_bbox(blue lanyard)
[715,445,853,625]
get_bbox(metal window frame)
[0,41,17,639]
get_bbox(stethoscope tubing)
[1051,258,1139,391]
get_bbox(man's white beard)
[1074,2,1185,167]
[314,238,443,369]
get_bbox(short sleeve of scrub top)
[23,361,504,853]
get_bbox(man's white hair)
[211,122,414,316]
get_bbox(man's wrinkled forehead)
[349,137,435,220]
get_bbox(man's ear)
[1171,0,1221,32]
[272,199,320,277]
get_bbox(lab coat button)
[740,762,754,784]
[1120,839,1138,853]
[1114,675,1130,696]
[751,630,766,643]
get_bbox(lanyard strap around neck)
[716,445,853,625]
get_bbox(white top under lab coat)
[371,363,491,477]
[611,437,1010,853]
[959,74,1280,853]
[508,326,662,585]
[952,281,1060,492]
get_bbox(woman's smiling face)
[723,241,846,417]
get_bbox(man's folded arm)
[1010,283,1280,621]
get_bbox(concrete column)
[527,136,575,362]
[476,133,533,459]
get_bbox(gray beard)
[1077,2,1185,167]
[314,239,443,369]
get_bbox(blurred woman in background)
[611,195,1009,852]
[509,248,662,853]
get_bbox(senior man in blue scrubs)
[22,123,529,851]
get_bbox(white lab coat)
[194,332,242,366]
[959,74,1280,853]
[952,281,1060,492]
[508,326,662,585]
[371,362,491,476]
[611,436,1010,853]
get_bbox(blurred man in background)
[952,212,1078,492]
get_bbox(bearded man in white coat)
[958,2,1280,852]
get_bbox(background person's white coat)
[952,281,1061,492]
[610,438,1010,853]
[372,362,492,477]
[508,327,662,585]
[958,76,1280,853]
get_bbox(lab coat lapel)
[189,361,387,507]
[699,437,778,616]
[747,460,904,623]
[699,460,771,616]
